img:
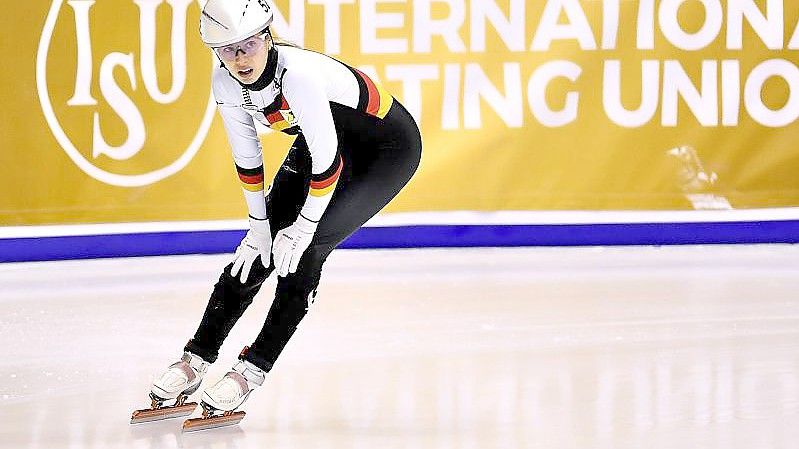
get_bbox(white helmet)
[200,0,274,47]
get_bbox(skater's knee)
[273,243,330,307]
[276,243,327,280]
[275,279,318,307]
[275,274,321,316]
[219,260,273,292]
[210,263,273,314]
[303,242,334,270]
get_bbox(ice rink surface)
[1,245,798,449]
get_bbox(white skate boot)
[183,357,265,432]
[130,352,210,424]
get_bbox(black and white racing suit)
[185,44,422,372]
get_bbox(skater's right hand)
[230,217,272,283]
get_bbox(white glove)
[272,215,318,277]
[230,217,272,283]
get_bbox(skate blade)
[182,411,246,432]
[130,403,198,424]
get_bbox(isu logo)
[36,0,216,187]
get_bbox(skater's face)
[214,32,272,85]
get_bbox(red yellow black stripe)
[309,153,343,197]
[291,49,394,119]
[236,164,265,192]
[348,67,394,119]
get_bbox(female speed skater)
[131,0,421,430]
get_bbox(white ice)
[1,245,798,449]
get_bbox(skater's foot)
[132,352,209,424]
[151,351,209,401]
[201,359,265,412]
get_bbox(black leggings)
[185,100,421,371]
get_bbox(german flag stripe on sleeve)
[348,67,394,119]
[309,153,343,197]
[236,164,265,192]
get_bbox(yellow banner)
[2,0,799,225]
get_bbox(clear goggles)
[214,33,270,62]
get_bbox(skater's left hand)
[272,215,318,277]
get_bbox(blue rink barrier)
[1,220,798,262]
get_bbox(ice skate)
[131,351,209,424]
[183,356,265,432]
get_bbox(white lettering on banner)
[274,0,799,54]
[135,0,192,104]
[372,59,799,129]
[662,60,719,127]
[48,0,799,156]
[429,62,582,129]
[66,0,96,106]
[659,0,723,51]
[602,0,620,50]
[788,17,799,49]
[637,0,656,50]
[603,60,660,128]
[531,0,597,51]
[307,0,353,54]
[727,0,783,50]
[92,53,146,159]
[280,0,799,54]
[721,60,742,126]
[413,0,467,53]
[527,61,582,127]
[745,59,799,127]
[284,0,799,129]
[463,63,523,129]
[271,0,305,46]
[469,0,525,52]
[361,0,407,54]
[68,0,194,159]
[442,64,461,130]
[37,0,216,187]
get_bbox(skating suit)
[185,44,422,372]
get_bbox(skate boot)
[183,352,265,432]
[130,351,210,424]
